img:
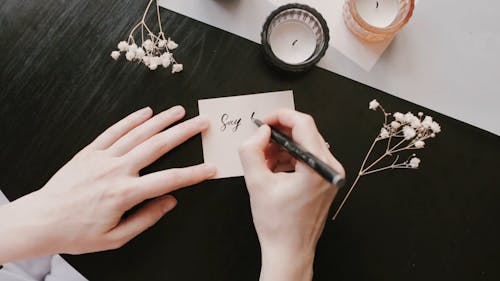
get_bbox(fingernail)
[204,163,217,176]
[171,105,185,116]
[198,117,209,129]
[138,106,152,115]
[162,197,177,212]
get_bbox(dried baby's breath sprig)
[111,0,183,73]
[332,99,442,220]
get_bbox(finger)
[88,107,153,150]
[125,116,208,169]
[108,195,177,248]
[129,163,216,205]
[239,125,272,183]
[265,109,344,178]
[264,109,325,155]
[107,106,185,156]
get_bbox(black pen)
[252,118,345,188]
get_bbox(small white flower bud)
[409,157,421,168]
[393,112,404,122]
[390,121,401,130]
[111,51,120,60]
[379,127,390,139]
[161,56,171,68]
[158,40,168,48]
[167,39,179,50]
[129,43,138,52]
[149,62,158,70]
[143,39,154,51]
[135,48,145,59]
[369,99,379,110]
[171,63,183,73]
[410,119,421,129]
[404,112,417,123]
[414,140,425,148]
[153,56,162,66]
[430,121,441,133]
[118,41,128,51]
[125,51,136,61]
[402,126,416,140]
[422,116,433,128]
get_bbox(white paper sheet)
[159,0,500,136]
[198,91,295,179]
[159,0,391,71]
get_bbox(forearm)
[0,192,55,264]
[259,245,314,281]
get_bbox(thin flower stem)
[391,146,418,154]
[360,137,379,172]
[128,22,143,39]
[378,104,389,124]
[332,173,362,220]
[332,135,377,220]
[362,133,415,174]
[388,138,407,153]
[386,133,392,152]
[142,0,155,22]
[156,0,163,34]
[362,164,411,176]
[143,24,160,40]
[361,152,388,174]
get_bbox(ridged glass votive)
[261,4,329,73]
[343,0,415,42]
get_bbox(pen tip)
[334,177,346,189]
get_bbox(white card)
[198,91,295,179]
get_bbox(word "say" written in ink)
[220,112,256,132]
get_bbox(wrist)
[259,244,315,281]
[0,191,59,264]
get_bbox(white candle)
[269,21,317,65]
[355,0,400,28]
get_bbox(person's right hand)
[239,109,345,281]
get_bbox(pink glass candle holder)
[343,0,415,42]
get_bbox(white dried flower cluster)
[333,99,443,220]
[379,110,441,147]
[372,100,441,169]
[110,0,183,73]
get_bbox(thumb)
[107,195,177,249]
[239,125,272,183]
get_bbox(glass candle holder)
[261,4,329,73]
[343,0,415,42]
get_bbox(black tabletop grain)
[1,1,499,280]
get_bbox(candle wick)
[376,1,379,8]
[292,39,298,46]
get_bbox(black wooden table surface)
[1,1,500,280]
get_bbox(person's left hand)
[0,106,215,263]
